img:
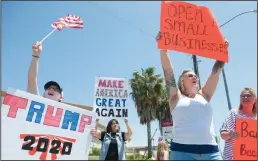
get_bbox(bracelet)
[32,55,40,58]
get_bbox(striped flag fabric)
[51,14,83,31]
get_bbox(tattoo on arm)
[212,61,225,74]
[163,68,177,89]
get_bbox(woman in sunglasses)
[156,32,228,160]
[220,88,257,160]
[90,119,132,160]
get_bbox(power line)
[88,1,155,39]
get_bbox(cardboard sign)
[1,88,97,160]
[233,118,257,160]
[93,77,129,118]
[158,1,228,62]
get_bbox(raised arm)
[27,42,42,95]
[199,41,228,102]
[90,119,102,139]
[199,61,225,102]
[124,119,132,140]
[156,32,181,111]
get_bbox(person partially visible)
[220,88,257,160]
[27,41,63,102]
[90,119,133,160]
[156,136,169,160]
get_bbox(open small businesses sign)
[1,88,97,160]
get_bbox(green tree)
[155,87,171,135]
[130,67,163,159]
[91,147,100,156]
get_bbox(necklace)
[109,133,117,139]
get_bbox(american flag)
[51,14,83,31]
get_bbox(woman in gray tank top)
[156,32,228,160]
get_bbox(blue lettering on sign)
[61,110,79,131]
[121,99,126,107]
[26,101,45,124]
[115,99,120,107]
[96,98,107,107]
[96,98,101,106]
[108,99,113,107]
[96,98,127,108]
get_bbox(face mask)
[43,90,61,101]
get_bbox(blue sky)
[2,1,257,150]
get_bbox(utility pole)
[192,9,257,110]
[192,55,201,88]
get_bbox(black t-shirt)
[100,132,126,160]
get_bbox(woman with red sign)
[156,32,226,160]
[220,88,257,160]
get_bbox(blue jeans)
[170,150,223,160]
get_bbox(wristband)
[32,55,40,58]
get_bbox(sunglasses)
[186,73,199,79]
[47,86,61,93]
[240,94,254,98]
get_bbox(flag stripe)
[51,14,83,30]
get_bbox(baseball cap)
[44,81,63,93]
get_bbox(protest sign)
[93,77,129,118]
[162,120,173,139]
[158,1,228,62]
[233,118,257,160]
[1,88,97,160]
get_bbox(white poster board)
[1,88,97,160]
[93,77,129,118]
[162,126,173,139]
[162,120,173,139]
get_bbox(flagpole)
[40,28,57,43]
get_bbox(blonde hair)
[157,142,168,160]
[177,69,193,95]
[239,88,257,114]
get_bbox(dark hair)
[106,119,120,133]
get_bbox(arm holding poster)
[221,130,239,141]
[220,110,239,141]
[90,119,101,139]
[156,32,181,112]
[199,40,229,102]
[124,119,133,140]
[27,42,41,95]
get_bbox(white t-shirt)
[172,94,217,145]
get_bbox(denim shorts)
[170,150,223,160]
